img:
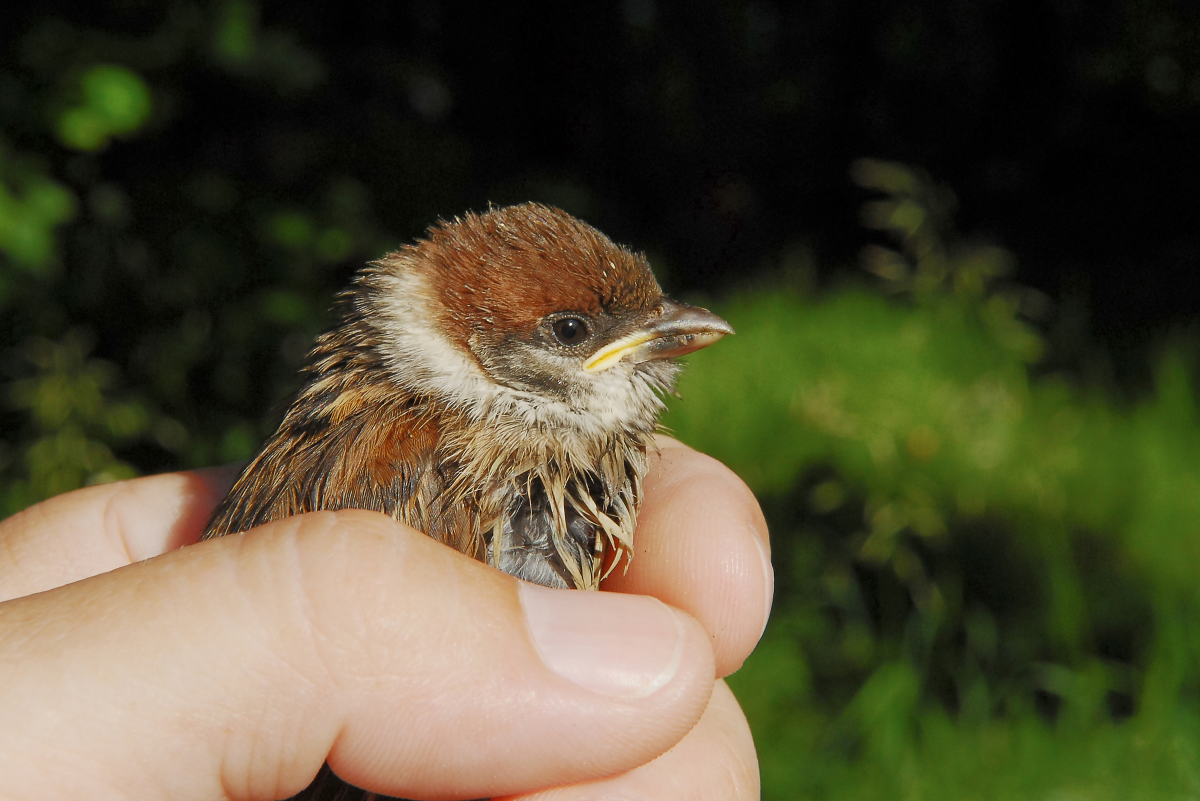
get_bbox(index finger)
[0,467,235,603]
[603,437,773,678]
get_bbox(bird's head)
[358,203,732,436]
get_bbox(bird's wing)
[202,395,482,559]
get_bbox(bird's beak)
[583,299,734,373]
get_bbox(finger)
[504,679,758,801]
[604,436,772,677]
[0,467,237,602]
[0,509,715,801]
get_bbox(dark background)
[6,0,1200,380]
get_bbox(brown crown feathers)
[203,202,732,592]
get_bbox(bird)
[201,202,732,799]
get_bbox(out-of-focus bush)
[665,161,1200,799]
[0,3,402,515]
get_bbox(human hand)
[0,437,770,800]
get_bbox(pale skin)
[0,437,770,800]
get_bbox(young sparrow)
[202,203,730,800]
[203,203,731,594]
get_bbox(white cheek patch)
[373,269,497,406]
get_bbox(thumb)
[0,509,715,800]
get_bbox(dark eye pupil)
[553,317,588,345]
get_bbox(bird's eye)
[552,317,590,346]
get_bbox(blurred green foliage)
[0,3,398,514]
[2,330,144,510]
[0,144,76,271]
[665,162,1200,799]
[56,64,152,152]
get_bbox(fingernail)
[519,583,685,698]
[751,525,775,639]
